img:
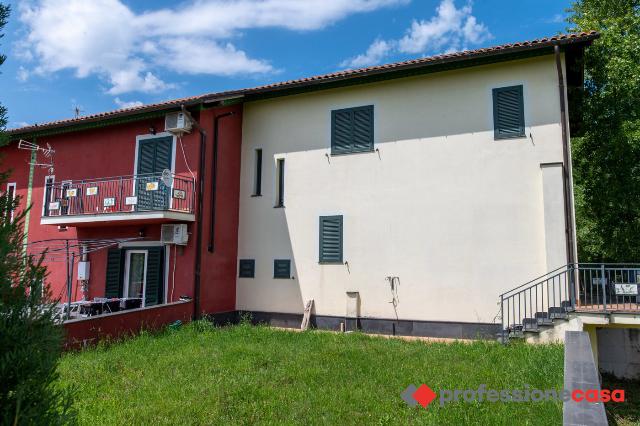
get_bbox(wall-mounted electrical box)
[77,261,90,280]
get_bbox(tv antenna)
[18,139,55,174]
[73,105,84,118]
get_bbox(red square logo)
[412,384,437,408]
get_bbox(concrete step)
[509,330,524,339]
[548,307,568,319]
[535,312,554,326]
[561,300,575,312]
[522,318,539,332]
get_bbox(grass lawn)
[58,322,564,425]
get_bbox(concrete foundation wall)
[597,327,640,380]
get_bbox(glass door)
[123,250,148,306]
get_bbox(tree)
[568,0,640,262]
[0,4,75,424]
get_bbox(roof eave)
[8,32,599,139]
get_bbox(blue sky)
[0,0,573,128]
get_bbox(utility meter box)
[77,261,90,280]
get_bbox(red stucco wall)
[2,104,243,319]
[197,107,243,314]
[63,300,193,350]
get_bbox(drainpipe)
[208,111,235,253]
[182,106,206,320]
[554,44,577,266]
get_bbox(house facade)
[4,105,243,317]
[3,32,598,339]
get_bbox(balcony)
[41,173,195,227]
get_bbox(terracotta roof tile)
[9,31,598,136]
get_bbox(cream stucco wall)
[236,55,570,324]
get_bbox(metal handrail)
[499,264,572,297]
[43,172,195,217]
[499,263,640,341]
[46,173,194,185]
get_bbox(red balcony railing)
[43,173,195,217]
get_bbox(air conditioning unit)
[161,223,189,245]
[164,112,192,134]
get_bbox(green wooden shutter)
[493,85,525,139]
[105,248,123,298]
[144,247,164,306]
[137,137,173,211]
[137,136,173,175]
[137,140,155,175]
[331,110,353,155]
[352,106,374,152]
[154,137,173,171]
[273,259,291,279]
[239,259,255,278]
[331,106,374,155]
[319,215,343,263]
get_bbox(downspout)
[554,44,577,265]
[208,111,235,253]
[182,106,206,320]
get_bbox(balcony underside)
[41,211,195,227]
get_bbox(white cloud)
[114,98,144,109]
[107,61,175,95]
[154,38,274,76]
[137,0,409,37]
[341,39,393,68]
[341,0,491,68]
[17,0,406,95]
[16,66,29,82]
[544,14,565,24]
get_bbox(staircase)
[498,263,640,342]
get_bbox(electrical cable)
[178,136,196,181]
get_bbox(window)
[273,259,291,279]
[42,176,55,217]
[275,158,285,207]
[331,105,374,155]
[5,183,16,222]
[136,136,174,211]
[253,149,262,196]
[105,246,165,307]
[319,215,343,263]
[239,259,255,278]
[492,85,525,139]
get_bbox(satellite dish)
[161,169,173,187]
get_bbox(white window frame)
[6,182,16,222]
[42,175,55,217]
[123,249,149,307]
[118,241,169,305]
